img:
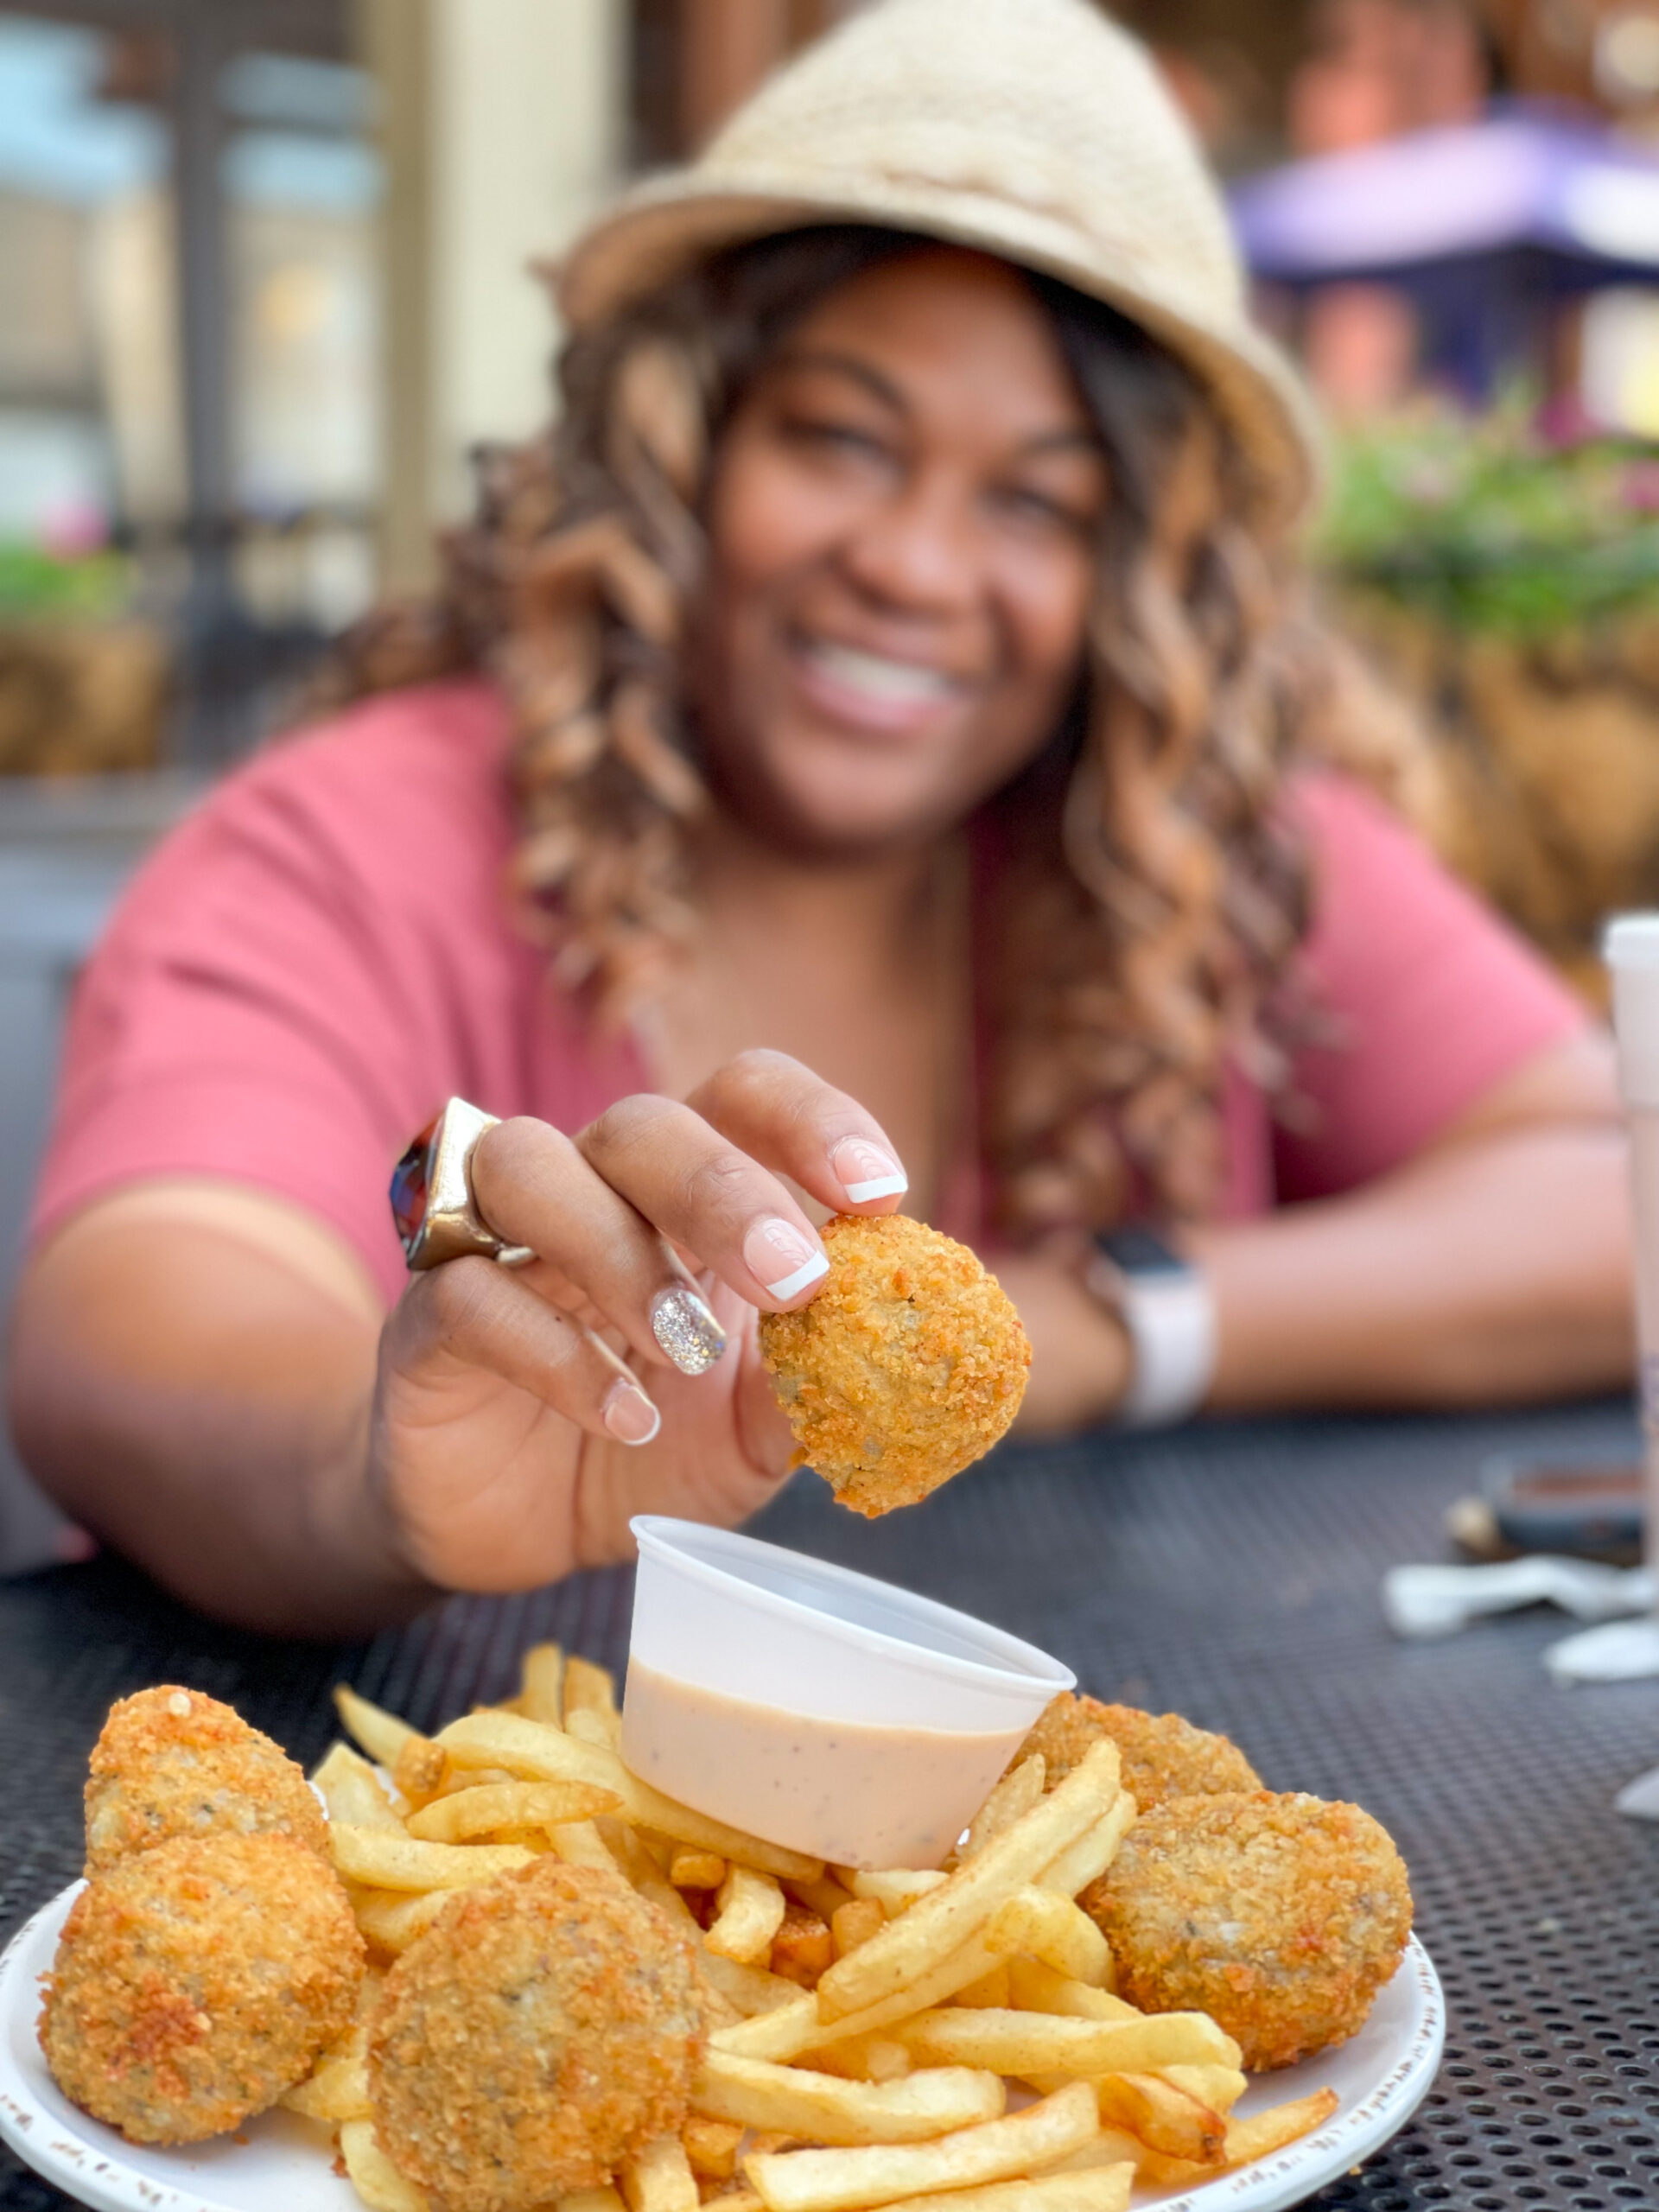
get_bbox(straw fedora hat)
[559,0,1320,526]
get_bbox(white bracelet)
[1114,1268,1218,1428]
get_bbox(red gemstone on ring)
[391,1117,440,1251]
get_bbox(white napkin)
[1615,1758,1659,1819]
[1382,1557,1653,1640]
[1545,1615,1659,1687]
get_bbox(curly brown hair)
[319,226,1430,1238]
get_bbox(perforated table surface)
[4,1401,1659,2211]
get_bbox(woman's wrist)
[995,1255,1135,1434]
[306,1386,441,1627]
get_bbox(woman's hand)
[366,1050,909,1593]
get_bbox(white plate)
[0,1884,1443,2212]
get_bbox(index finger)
[685,1051,910,1219]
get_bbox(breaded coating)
[367,1858,706,2212]
[759,1214,1031,1515]
[1020,1693,1261,1812]
[1085,1789,1413,2070]
[39,1831,365,2144]
[84,1685,327,1874]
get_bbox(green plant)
[0,543,129,620]
[1315,398,1659,634]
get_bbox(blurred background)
[1,0,1658,1566]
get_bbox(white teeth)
[804,639,957,703]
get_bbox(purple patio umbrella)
[1230,108,1659,284]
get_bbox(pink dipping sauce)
[621,1661,1027,1870]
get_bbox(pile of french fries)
[291,1645,1338,2212]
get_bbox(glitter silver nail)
[650,1285,728,1376]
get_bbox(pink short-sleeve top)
[29,680,1591,1306]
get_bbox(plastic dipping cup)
[621,1516,1076,1869]
[1607,917,1659,1595]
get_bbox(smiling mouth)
[793,634,969,711]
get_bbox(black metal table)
[4,1402,1659,2212]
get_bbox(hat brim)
[558,166,1323,530]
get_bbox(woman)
[6,0,1630,1633]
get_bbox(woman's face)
[692,246,1108,858]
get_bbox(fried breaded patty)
[39,1831,365,2144]
[367,1858,706,2212]
[84,1685,327,1875]
[1020,1694,1262,1812]
[1085,1789,1413,2069]
[758,1213,1031,1515]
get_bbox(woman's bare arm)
[6,1192,425,1633]
[1004,1031,1633,1428]
[1187,1029,1634,1410]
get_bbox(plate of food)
[0,1625,1440,2212]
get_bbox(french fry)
[567,1707,621,1752]
[391,1734,449,1805]
[830,1897,885,1957]
[311,1742,406,1831]
[845,1870,948,1916]
[722,1793,1141,2064]
[349,1886,454,1955]
[521,1642,567,1726]
[770,1901,835,1987]
[813,1744,1119,2024]
[1033,1793,1135,1907]
[950,1964,1011,2009]
[683,2115,745,2181]
[330,1824,536,1891]
[620,2130,699,2212]
[696,2049,1005,2145]
[1160,2061,1247,2116]
[1035,2131,1150,2177]
[334,1685,417,1770]
[1095,2072,1225,2164]
[279,2020,372,2122]
[698,1947,804,2019]
[433,1763,518,1796]
[742,2080,1100,2212]
[556,2190,626,2212]
[601,1819,702,1926]
[955,1754,1045,1864]
[1006,1960,1141,2024]
[983,1887,1111,1986]
[1221,2088,1340,2167]
[340,2119,429,2212]
[548,1818,620,1872]
[563,1654,623,1748]
[810,2035,913,2082]
[891,2004,1240,2078]
[405,1779,621,1842]
[435,1711,823,1880]
[868,2171,1132,2212]
[787,1871,858,1923]
[708,1866,788,1964]
[671,1849,727,1890]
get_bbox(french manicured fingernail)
[746,1217,830,1301]
[602,1376,661,1446]
[650,1285,728,1376]
[832,1137,907,1205]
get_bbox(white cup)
[1606,916,1659,1581]
[620,1516,1076,1868]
